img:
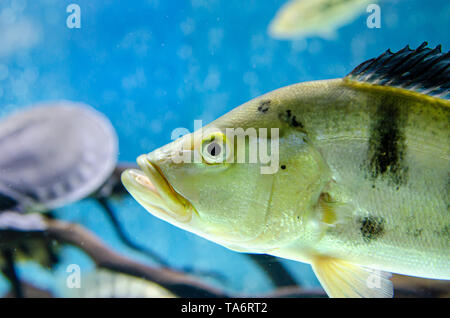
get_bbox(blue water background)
[0,0,448,296]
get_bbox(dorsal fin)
[346,42,449,99]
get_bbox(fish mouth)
[121,155,193,223]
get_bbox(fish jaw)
[121,155,193,224]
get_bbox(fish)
[0,101,118,213]
[0,101,118,271]
[268,0,375,40]
[122,42,450,298]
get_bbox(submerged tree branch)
[44,218,228,298]
[94,196,170,267]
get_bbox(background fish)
[269,0,376,40]
[0,102,119,293]
[122,43,450,298]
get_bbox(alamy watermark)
[66,3,81,29]
[367,4,381,29]
[66,264,81,288]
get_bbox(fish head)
[122,90,332,251]
[121,129,276,249]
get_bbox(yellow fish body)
[122,43,450,297]
[269,0,375,40]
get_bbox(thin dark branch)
[95,196,169,267]
[44,218,229,298]
[1,248,23,298]
[3,282,53,298]
[247,254,298,288]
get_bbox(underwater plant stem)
[1,248,23,298]
[247,254,299,288]
[95,196,170,267]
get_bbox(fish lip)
[121,155,193,223]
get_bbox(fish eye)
[207,142,221,157]
[201,132,230,164]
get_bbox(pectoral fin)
[311,256,393,298]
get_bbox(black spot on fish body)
[257,100,271,113]
[366,97,408,186]
[360,216,385,242]
[291,115,303,128]
[413,228,423,238]
[281,165,286,170]
[279,110,306,132]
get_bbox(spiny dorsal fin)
[346,42,449,99]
